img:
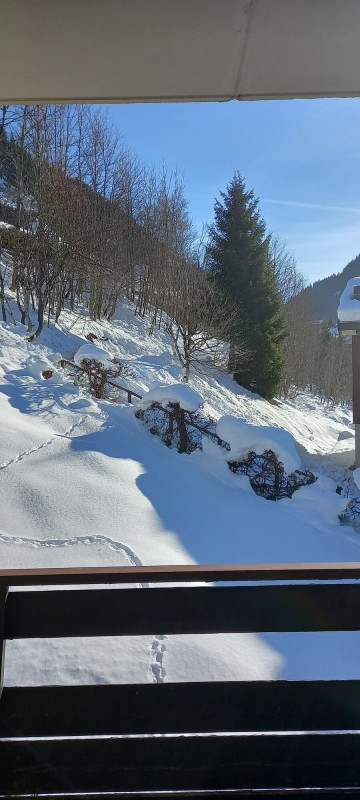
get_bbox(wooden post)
[0,586,7,699]
[352,335,360,467]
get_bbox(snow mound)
[74,343,113,368]
[139,382,204,413]
[217,415,301,474]
[338,277,360,322]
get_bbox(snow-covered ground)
[1,251,360,686]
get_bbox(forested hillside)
[301,253,360,325]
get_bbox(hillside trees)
[281,291,318,398]
[268,234,314,398]
[270,233,305,303]
[301,253,360,325]
[165,259,244,382]
[0,104,241,380]
[279,289,352,406]
[207,172,287,399]
[2,105,134,327]
[313,325,352,406]
[268,234,352,405]
[2,107,198,333]
[112,152,145,302]
[134,169,194,322]
[7,106,78,338]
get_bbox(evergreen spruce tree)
[207,172,287,399]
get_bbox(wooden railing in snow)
[1,562,360,797]
[61,358,143,404]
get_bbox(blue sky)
[106,99,360,284]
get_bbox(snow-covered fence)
[1,562,360,796]
[61,358,142,404]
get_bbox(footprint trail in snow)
[0,415,87,471]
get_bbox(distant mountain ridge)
[302,253,360,324]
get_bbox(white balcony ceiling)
[1,0,360,104]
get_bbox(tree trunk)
[0,268,6,322]
[28,293,44,340]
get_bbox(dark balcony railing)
[1,562,360,798]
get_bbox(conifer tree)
[207,172,287,399]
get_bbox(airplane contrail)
[263,199,360,214]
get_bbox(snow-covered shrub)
[72,343,130,400]
[228,450,316,501]
[74,343,114,369]
[339,497,360,530]
[219,413,314,501]
[136,382,220,454]
[136,402,221,455]
[217,415,301,474]
[75,359,117,399]
[66,353,128,402]
[340,470,360,530]
[138,383,204,414]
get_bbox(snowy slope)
[1,255,360,685]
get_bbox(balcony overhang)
[1,0,360,104]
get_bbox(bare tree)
[165,261,246,381]
[270,233,306,302]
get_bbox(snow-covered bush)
[136,383,222,454]
[339,469,360,530]
[218,414,315,500]
[75,359,116,399]
[136,402,219,455]
[339,497,360,531]
[138,383,204,413]
[74,343,114,370]
[228,450,316,501]
[71,344,129,401]
[217,415,301,474]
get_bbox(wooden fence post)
[0,587,7,698]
